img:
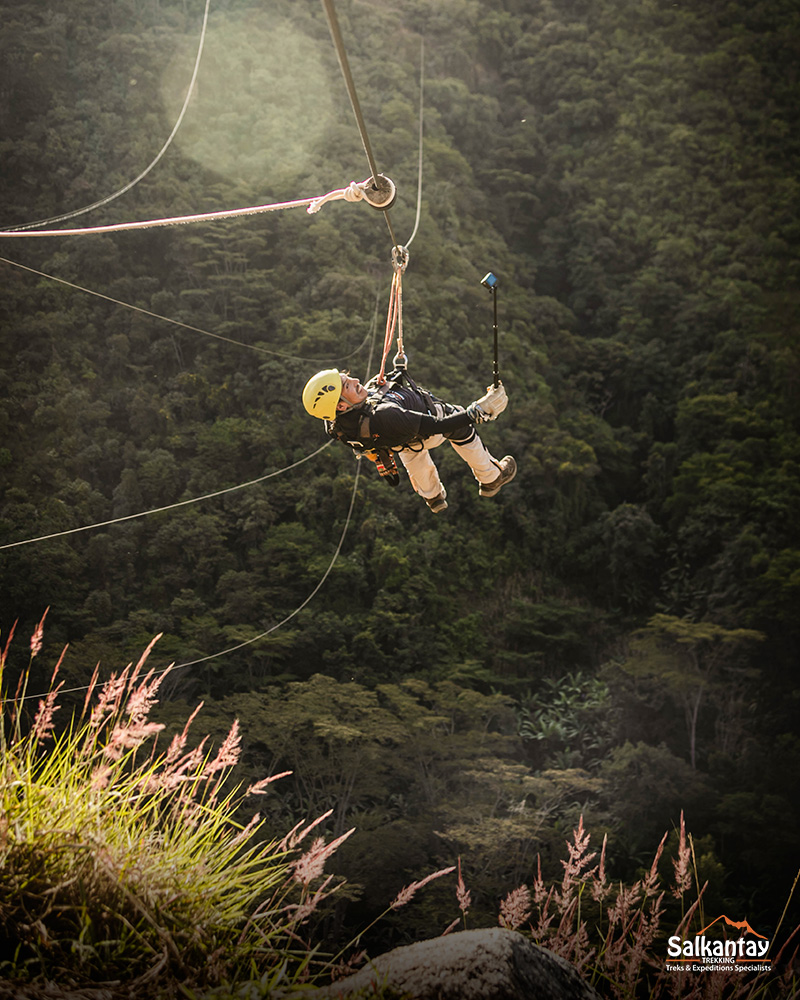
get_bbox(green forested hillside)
[1,0,798,955]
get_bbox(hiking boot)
[425,488,448,513]
[479,456,517,497]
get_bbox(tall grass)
[483,815,800,1000]
[0,616,348,995]
[4,616,797,1000]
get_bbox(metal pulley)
[361,173,397,211]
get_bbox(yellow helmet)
[302,368,342,420]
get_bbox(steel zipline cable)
[6,3,423,696]
[16,462,362,701]
[0,256,375,363]
[0,6,425,251]
[320,0,400,251]
[16,310,382,704]
[4,0,212,233]
[405,37,425,250]
[0,287,383,552]
[0,441,335,552]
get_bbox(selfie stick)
[481,271,500,386]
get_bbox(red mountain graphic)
[697,915,767,939]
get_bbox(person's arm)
[370,382,507,446]
[417,410,474,436]
[417,382,508,434]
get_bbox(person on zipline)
[302,367,516,512]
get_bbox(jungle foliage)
[1,0,798,964]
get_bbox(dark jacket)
[332,376,474,452]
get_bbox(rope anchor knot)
[307,174,397,215]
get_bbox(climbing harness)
[325,382,401,487]
[325,367,438,487]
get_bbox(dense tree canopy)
[1,0,798,951]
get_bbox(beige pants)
[397,431,499,499]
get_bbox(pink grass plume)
[456,856,471,915]
[104,721,165,760]
[30,646,68,741]
[293,827,355,885]
[0,619,17,671]
[247,771,293,795]
[280,808,334,852]
[29,607,49,659]
[672,810,692,898]
[165,701,204,763]
[81,663,100,721]
[591,832,609,903]
[126,664,172,724]
[390,866,456,910]
[204,718,241,776]
[230,812,262,848]
[499,885,532,930]
[643,831,668,897]
[331,948,367,981]
[289,874,339,924]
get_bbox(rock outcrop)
[316,927,602,1000]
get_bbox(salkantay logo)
[666,915,772,974]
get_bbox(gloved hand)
[466,382,508,424]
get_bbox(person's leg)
[444,410,517,496]
[431,401,498,485]
[448,427,499,485]
[397,436,445,498]
[398,400,516,506]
